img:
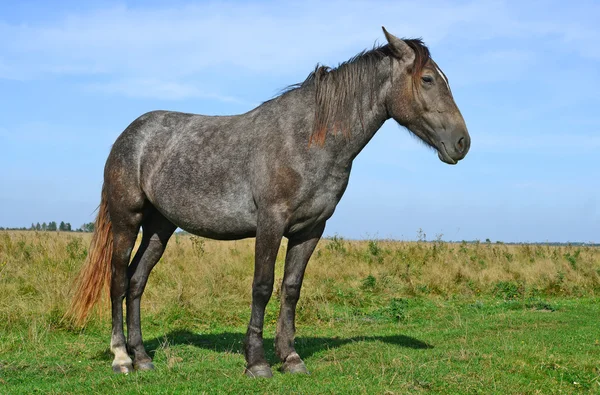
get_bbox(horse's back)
[107,110,259,238]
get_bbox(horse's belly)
[150,192,258,240]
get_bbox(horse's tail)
[65,185,113,326]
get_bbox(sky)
[0,0,598,242]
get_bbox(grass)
[1,231,599,393]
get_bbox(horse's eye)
[421,75,434,84]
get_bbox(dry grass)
[2,231,600,393]
[0,231,599,330]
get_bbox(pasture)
[1,231,599,393]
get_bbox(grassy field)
[1,231,599,393]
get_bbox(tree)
[65,222,72,232]
[48,221,57,231]
[42,222,47,231]
[30,223,35,230]
[82,222,94,232]
[36,222,41,231]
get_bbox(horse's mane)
[284,39,431,145]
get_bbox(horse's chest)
[287,173,350,234]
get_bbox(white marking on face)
[434,64,450,91]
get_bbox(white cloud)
[86,78,248,102]
[0,1,598,100]
[0,1,520,80]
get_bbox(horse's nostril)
[456,137,465,153]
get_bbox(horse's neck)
[332,98,389,164]
[325,80,391,166]
[261,60,392,167]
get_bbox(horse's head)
[383,27,470,165]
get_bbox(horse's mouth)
[437,142,457,165]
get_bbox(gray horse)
[67,27,470,378]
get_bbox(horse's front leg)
[275,222,324,374]
[244,211,285,378]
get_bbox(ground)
[1,232,599,393]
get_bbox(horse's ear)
[382,27,415,63]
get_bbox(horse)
[66,27,470,378]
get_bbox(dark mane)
[404,39,431,87]
[285,39,431,145]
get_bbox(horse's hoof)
[282,360,309,374]
[134,361,155,371]
[112,363,134,374]
[281,356,309,375]
[245,364,273,378]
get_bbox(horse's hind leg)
[109,206,144,374]
[275,222,324,374]
[126,208,176,370]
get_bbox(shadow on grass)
[137,330,432,362]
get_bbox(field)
[1,231,599,394]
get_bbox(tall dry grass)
[0,231,599,331]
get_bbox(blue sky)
[0,0,598,242]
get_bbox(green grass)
[2,297,599,394]
[1,231,600,393]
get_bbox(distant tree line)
[0,221,95,232]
